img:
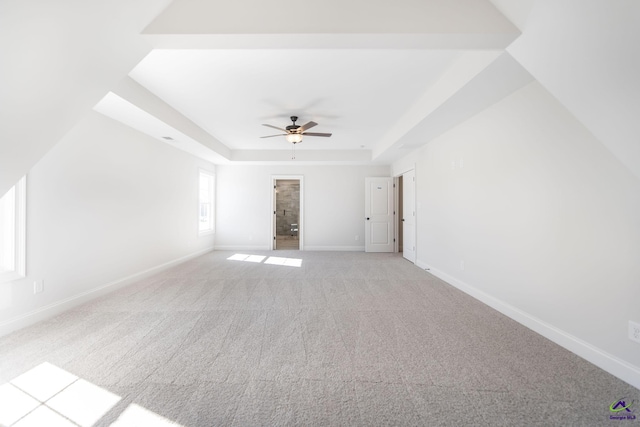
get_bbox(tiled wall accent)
[275,181,299,236]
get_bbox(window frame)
[0,176,26,283]
[198,169,215,236]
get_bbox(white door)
[365,177,394,252]
[402,170,416,263]
[272,182,277,250]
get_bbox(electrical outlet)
[33,280,44,294]
[629,321,640,344]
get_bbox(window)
[0,176,26,283]
[198,170,215,235]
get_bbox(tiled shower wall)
[276,181,299,236]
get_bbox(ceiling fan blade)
[302,132,332,137]
[262,124,288,132]
[298,121,318,132]
[260,134,287,138]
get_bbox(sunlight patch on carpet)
[227,253,302,267]
[1,362,184,427]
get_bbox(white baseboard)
[214,245,365,252]
[214,245,271,251]
[303,246,365,251]
[0,247,214,338]
[418,261,640,390]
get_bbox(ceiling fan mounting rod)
[286,115,301,132]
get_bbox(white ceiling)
[128,49,460,151]
[91,0,530,166]
[4,0,639,193]
[95,46,531,164]
[109,48,535,165]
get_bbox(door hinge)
[393,238,396,242]
[274,236,276,240]
[274,185,276,189]
[274,211,276,215]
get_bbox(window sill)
[0,270,26,284]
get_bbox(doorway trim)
[394,176,401,253]
[271,175,304,250]
[393,165,416,263]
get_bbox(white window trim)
[198,169,215,237]
[0,176,26,283]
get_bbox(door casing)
[402,169,416,263]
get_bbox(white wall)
[215,164,390,251]
[0,112,215,333]
[393,81,640,388]
[501,0,640,181]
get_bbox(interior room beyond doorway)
[274,179,300,250]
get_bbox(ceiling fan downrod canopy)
[286,116,300,131]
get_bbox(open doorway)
[394,170,416,263]
[272,177,303,250]
[396,175,404,253]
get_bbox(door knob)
[402,219,405,221]
[366,217,370,220]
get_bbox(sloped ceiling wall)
[492,0,640,181]
[0,0,521,195]
[2,0,639,195]
[0,0,171,196]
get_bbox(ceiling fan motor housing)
[286,116,300,132]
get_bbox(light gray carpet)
[0,251,638,426]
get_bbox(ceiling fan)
[261,116,332,144]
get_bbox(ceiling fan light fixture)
[286,133,303,144]
[261,116,330,144]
